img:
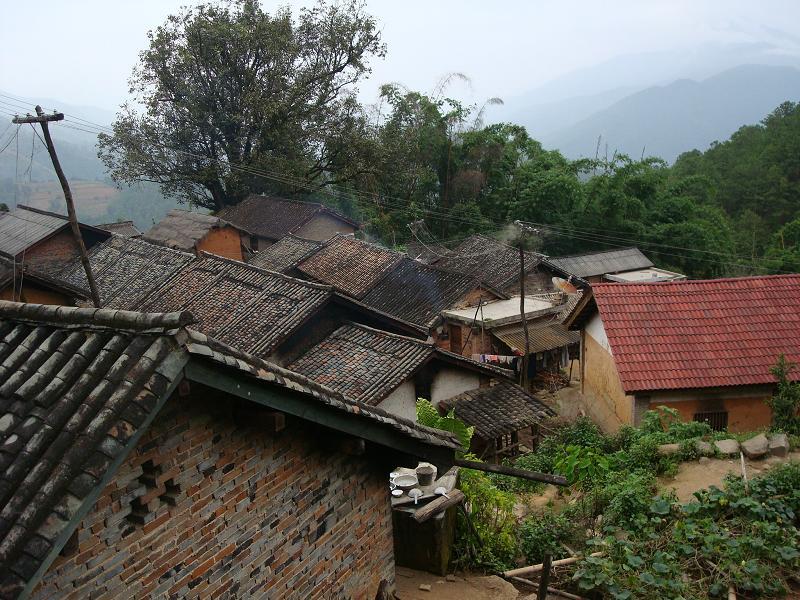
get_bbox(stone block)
[695,440,713,456]
[657,443,680,456]
[714,439,740,456]
[741,433,769,459]
[768,433,790,457]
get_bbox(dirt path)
[394,568,518,600]
[659,452,800,502]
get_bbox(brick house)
[548,247,684,283]
[0,256,88,306]
[0,205,109,274]
[0,301,458,599]
[143,209,250,261]
[217,195,359,250]
[565,275,800,432]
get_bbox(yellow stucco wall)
[581,331,631,432]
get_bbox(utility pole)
[13,106,101,307]
[514,221,531,390]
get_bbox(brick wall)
[34,390,395,599]
[25,230,81,272]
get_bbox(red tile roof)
[590,275,800,393]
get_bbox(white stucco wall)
[377,380,417,421]
[585,313,612,354]
[430,367,481,407]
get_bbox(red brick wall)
[34,391,395,599]
[25,230,81,272]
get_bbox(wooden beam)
[413,489,465,523]
[455,458,568,486]
[504,552,604,578]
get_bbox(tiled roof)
[95,221,142,238]
[439,381,555,441]
[247,235,323,273]
[549,247,653,278]
[138,253,332,357]
[54,236,195,309]
[143,209,240,252]
[433,234,542,290]
[405,239,449,264]
[289,322,509,405]
[0,300,458,598]
[492,320,580,354]
[297,235,402,299]
[0,206,70,259]
[288,323,432,405]
[587,275,800,392]
[361,257,481,327]
[217,195,359,241]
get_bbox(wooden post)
[454,458,568,486]
[519,243,530,389]
[13,106,101,307]
[537,554,553,600]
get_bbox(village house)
[217,195,359,250]
[0,301,458,600]
[0,205,109,274]
[287,322,516,422]
[548,247,684,283]
[143,209,250,261]
[565,275,800,432]
[95,221,142,238]
[0,256,88,306]
[431,234,581,296]
[439,381,555,461]
[247,234,323,274]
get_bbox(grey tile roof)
[54,236,195,309]
[138,253,333,357]
[491,320,580,354]
[548,247,653,278]
[0,300,458,598]
[297,235,402,299]
[0,206,69,259]
[247,235,323,273]
[288,323,432,405]
[95,221,142,238]
[143,209,240,252]
[433,234,542,290]
[289,322,510,406]
[439,381,555,441]
[361,258,484,327]
[217,195,358,241]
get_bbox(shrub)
[519,511,581,564]
[767,355,800,434]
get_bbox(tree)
[99,0,384,211]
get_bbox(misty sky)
[2,0,800,112]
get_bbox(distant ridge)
[539,64,800,162]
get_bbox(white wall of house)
[430,367,481,407]
[585,313,612,354]
[377,380,417,421]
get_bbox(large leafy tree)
[99,0,384,210]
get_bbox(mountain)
[0,92,178,228]
[539,64,800,162]
[497,41,800,143]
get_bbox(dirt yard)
[659,451,800,502]
[394,567,567,600]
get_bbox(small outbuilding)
[143,209,250,260]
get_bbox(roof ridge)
[0,300,195,331]
[334,320,434,346]
[13,204,68,219]
[197,252,334,291]
[551,246,640,259]
[593,273,800,290]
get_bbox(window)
[694,411,728,431]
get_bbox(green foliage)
[100,0,384,210]
[767,355,800,434]
[519,511,581,564]
[414,398,474,451]
[554,445,610,487]
[572,462,800,599]
[454,464,519,571]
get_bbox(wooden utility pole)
[13,106,101,307]
[519,243,530,389]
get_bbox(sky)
[2,0,800,113]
